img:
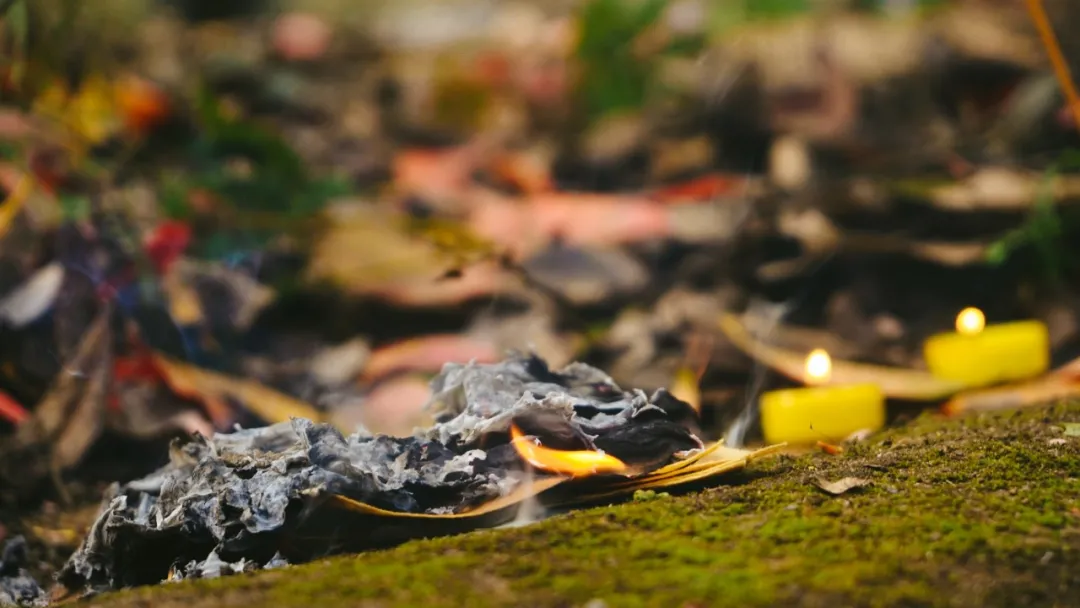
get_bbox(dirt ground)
[75,401,1080,608]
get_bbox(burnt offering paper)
[0,537,47,607]
[59,354,778,595]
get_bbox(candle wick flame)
[805,348,832,384]
[956,307,985,336]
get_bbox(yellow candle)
[759,349,886,445]
[923,308,1049,388]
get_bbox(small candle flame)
[956,307,985,336]
[804,348,832,384]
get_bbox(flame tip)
[509,422,628,477]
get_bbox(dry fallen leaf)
[668,367,701,415]
[52,338,110,470]
[718,313,967,400]
[668,333,712,414]
[911,167,1080,211]
[1048,353,1080,380]
[0,171,34,241]
[943,377,1080,416]
[842,233,994,267]
[1,308,111,496]
[32,76,124,148]
[307,203,519,306]
[943,350,1080,416]
[343,374,433,437]
[1063,423,1080,437]
[560,444,786,504]
[19,309,110,441]
[151,354,327,428]
[815,476,872,496]
[362,334,500,383]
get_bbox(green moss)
[88,403,1080,607]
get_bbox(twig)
[1025,0,1080,129]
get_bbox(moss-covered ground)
[87,403,1080,607]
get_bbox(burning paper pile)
[59,354,780,594]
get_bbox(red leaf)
[145,220,191,275]
[0,389,29,425]
[652,174,743,204]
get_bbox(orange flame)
[509,424,628,477]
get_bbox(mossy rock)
[88,403,1080,607]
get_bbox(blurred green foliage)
[573,0,953,123]
[986,151,1080,282]
[575,0,704,123]
[189,88,349,217]
[159,88,351,260]
[1,0,151,103]
[709,0,952,35]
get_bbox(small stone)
[769,135,811,190]
[815,476,872,496]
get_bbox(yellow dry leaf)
[151,354,328,428]
[602,443,783,491]
[70,76,123,144]
[943,376,1080,416]
[32,76,123,148]
[31,81,70,122]
[647,440,726,478]
[555,444,784,504]
[0,173,34,240]
[718,313,967,401]
[402,214,503,269]
[161,269,205,326]
[307,204,517,306]
[669,366,701,414]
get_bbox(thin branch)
[1025,0,1080,129]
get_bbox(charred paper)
[60,354,753,595]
